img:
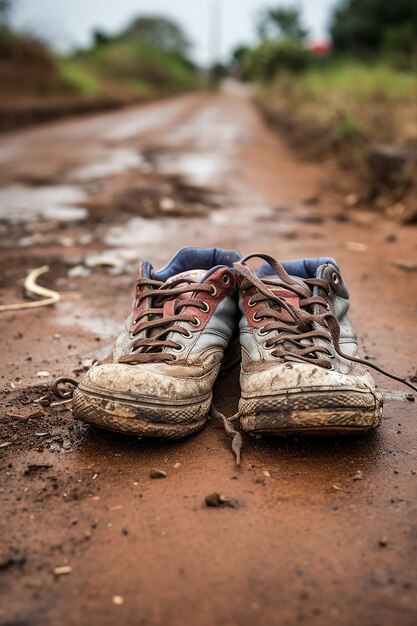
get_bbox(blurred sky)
[11,0,338,65]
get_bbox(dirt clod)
[205,493,238,508]
[149,469,167,479]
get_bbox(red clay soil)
[0,88,416,626]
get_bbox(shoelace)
[215,253,417,466]
[52,255,415,466]
[52,274,240,454]
[119,276,215,364]
[234,253,417,392]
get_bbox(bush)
[245,39,310,81]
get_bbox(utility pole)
[209,0,222,67]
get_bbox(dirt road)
[0,87,416,626]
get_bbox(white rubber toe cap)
[78,362,218,402]
[240,361,376,399]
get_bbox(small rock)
[204,493,238,508]
[344,193,359,207]
[85,254,124,271]
[149,469,167,479]
[68,265,91,279]
[112,595,124,605]
[159,197,176,212]
[351,471,365,481]
[58,237,75,247]
[36,371,51,378]
[205,493,223,507]
[303,194,320,205]
[378,536,389,547]
[78,234,94,245]
[345,241,368,252]
[405,394,415,402]
[53,565,72,576]
[368,144,417,185]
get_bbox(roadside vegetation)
[0,5,199,105]
[236,1,417,150]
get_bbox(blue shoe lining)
[257,257,338,279]
[153,247,242,281]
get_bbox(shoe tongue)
[165,269,207,285]
[146,269,207,341]
[260,274,305,314]
[263,275,306,288]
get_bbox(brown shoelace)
[234,253,417,392]
[119,276,215,364]
[216,253,417,466]
[52,255,415,466]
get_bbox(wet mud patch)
[85,174,218,221]
[0,385,90,471]
[143,144,229,188]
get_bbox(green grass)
[56,57,101,97]
[0,29,200,104]
[262,60,417,146]
[297,60,416,101]
[65,39,199,99]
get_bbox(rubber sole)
[73,387,211,438]
[239,389,383,436]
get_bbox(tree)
[0,0,12,28]
[93,29,112,47]
[330,0,417,56]
[121,15,192,59]
[257,6,308,42]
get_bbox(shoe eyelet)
[325,302,331,311]
[200,302,210,313]
[222,274,231,286]
[172,344,185,352]
[183,329,193,339]
[248,297,256,307]
[258,327,269,336]
[210,285,218,296]
[331,271,339,285]
[253,312,262,322]
[190,316,201,327]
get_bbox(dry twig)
[0,266,60,312]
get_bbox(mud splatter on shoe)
[234,253,415,436]
[73,247,241,438]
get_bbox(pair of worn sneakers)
[69,247,415,463]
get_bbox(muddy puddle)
[0,184,88,223]
[68,147,144,182]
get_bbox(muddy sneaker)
[72,247,241,438]
[234,253,415,437]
